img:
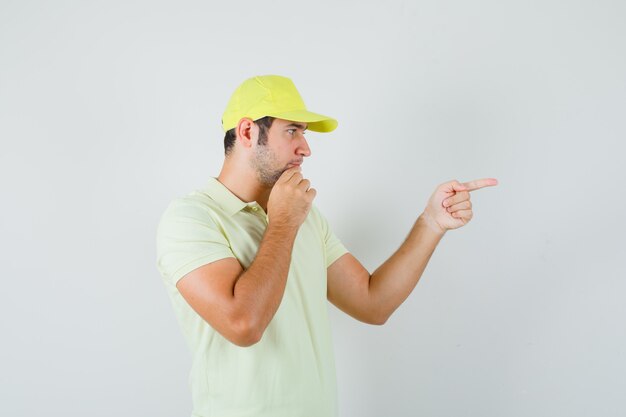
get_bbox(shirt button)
[251,206,258,211]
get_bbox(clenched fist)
[267,166,317,229]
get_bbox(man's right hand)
[267,166,316,229]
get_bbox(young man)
[156,75,498,417]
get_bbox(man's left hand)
[421,178,499,234]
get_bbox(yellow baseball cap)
[221,75,338,133]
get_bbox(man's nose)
[298,137,312,157]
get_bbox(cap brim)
[265,109,338,133]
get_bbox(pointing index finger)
[462,178,499,191]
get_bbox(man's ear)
[235,118,256,149]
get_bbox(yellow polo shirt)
[156,177,349,417]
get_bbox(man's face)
[249,118,311,186]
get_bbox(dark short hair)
[224,116,275,156]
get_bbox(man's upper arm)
[156,198,255,345]
[176,258,251,344]
[314,205,379,324]
[327,253,382,325]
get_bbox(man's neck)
[217,162,272,212]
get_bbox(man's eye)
[287,129,296,135]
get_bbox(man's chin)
[258,170,284,187]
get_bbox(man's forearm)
[368,214,446,322]
[232,222,299,338]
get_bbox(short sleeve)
[156,197,235,285]
[312,205,349,268]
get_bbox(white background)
[1,1,625,416]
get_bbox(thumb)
[451,181,467,192]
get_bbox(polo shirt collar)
[203,177,248,217]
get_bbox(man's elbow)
[231,333,262,347]
[228,316,264,347]
[361,308,390,326]
[368,313,389,326]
